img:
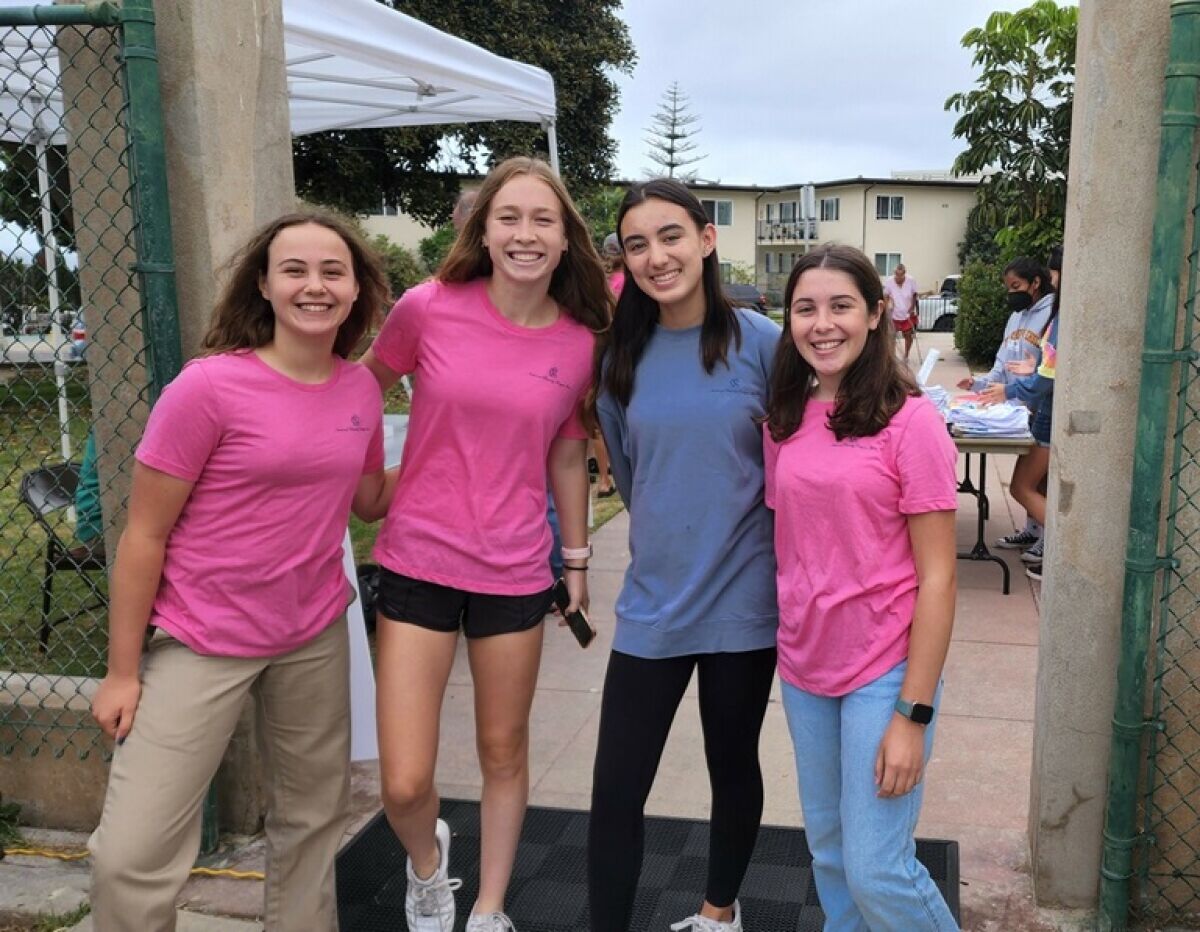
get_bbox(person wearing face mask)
[955,257,1054,554]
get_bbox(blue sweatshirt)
[970,292,1055,391]
[596,308,780,659]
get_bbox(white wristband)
[561,544,592,560]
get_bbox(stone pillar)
[153,0,296,357]
[150,0,296,831]
[1029,0,1172,908]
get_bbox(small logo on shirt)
[711,377,759,396]
[530,366,572,389]
[337,414,371,433]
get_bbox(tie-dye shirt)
[1005,315,1059,408]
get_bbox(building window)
[719,261,732,283]
[765,253,772,274]
[819,197,840,222]
[777,252,785,273]
[701,198,733,226]
[875,195,904,220]
[765,203,774,222]
[874,253,903,275]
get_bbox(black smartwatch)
[894,697,935,725]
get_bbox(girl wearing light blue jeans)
[763,244,959,930]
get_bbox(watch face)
[910,703,934,725]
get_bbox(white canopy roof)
[0,0,558,159]
[284,0,556,135]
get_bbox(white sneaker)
[670,901,743,931]
[466,912,517,931]
[405,819,462,932]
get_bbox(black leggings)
[587,647,777,931]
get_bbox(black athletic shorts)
[376,568,554,639]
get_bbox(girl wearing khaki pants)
[88,212,395,931]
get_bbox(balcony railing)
[757,219,818,242]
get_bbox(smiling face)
[258,222,359,348]
[481,174,567,289]
[619,198,716,322]
[789,266,882,400]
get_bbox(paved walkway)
[3,334,1088,930]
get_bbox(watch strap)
[894,697,934,724]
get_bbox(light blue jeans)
[781,661,958,931]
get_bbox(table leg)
[956,451,1012,594]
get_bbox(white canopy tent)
[0,0,559,166]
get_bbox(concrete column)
[151,0,295,832]
[1029,0,1172,908]
[153,0,296,358]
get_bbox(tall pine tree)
[644,82,706,180]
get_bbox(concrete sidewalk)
[4,333,1082,930]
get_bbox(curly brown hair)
[202,211,390,359]
[766,244,917,442]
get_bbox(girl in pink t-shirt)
[88,213,394,931]
[764,244,959,930]
[360,157,610,932]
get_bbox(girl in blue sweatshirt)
[589,179,780,932]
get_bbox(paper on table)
[916,348,940,387]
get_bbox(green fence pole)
[1098,3,1200,928]
[117,0,181,400]
[0,3,118,28]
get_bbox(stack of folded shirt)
[923,384,951,417]
[946,401,1031,438]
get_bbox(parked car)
[723,283,769,314]
[916,274,960,332]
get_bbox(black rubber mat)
[337,799,961,931]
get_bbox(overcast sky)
[609,0,1069,186]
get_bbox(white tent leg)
[34,129,74,477]
[546,120,559,175]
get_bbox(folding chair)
[18,463,108,650]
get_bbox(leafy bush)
[954,259,1010,368]
[369,235,426,300]
[418,225,456,273]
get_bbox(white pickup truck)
[916,274,960,332]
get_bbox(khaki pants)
[88,616,351,932]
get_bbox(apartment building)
[361,174,978,300]
[756,177,978,297]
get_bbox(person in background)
[957,257,1055,559]
[590,179,780,932]
[883,263,920,365]
[360,157,609,932]
[88,211,393,932]
[765,243,959,931]
[451,189,478,233]
[980,246,1064,582]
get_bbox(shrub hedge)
[953,259,1010,369]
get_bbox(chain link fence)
[1137,293,1200,924]
[0,2,177,760]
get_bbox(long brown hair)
[438,156,611,334]
[202,211,389,358]
[602,178,741,407]
[766,244,917,442]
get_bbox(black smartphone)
[551,578,596,649]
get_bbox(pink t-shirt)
[608,270,626,296]
[883,276,919,320]
[764,394,957,696]
[370,278,595,594]
[136,352,384,657]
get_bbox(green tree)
[292,1,635,227]
[946,0,1077,263]
[575,184,623,249]
[644,82,706,180]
